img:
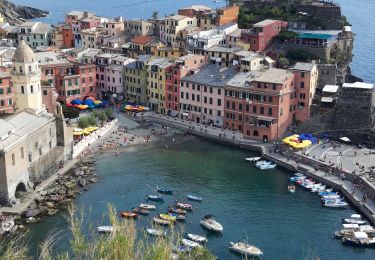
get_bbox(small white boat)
[322,194,341,200]
[260,163,276,170]
[359,225,375,234]
[244,157,261,162]
[256,160,271,167]
[200,215,223,232]
[139,203,156,210]
[146,228,165,237]
[186,233,207,243]
[343,218,366,225]
[343,223,359,229]
[181,238,202,248]
[97,226,113,233]
[229,242,263,257]
[351,214,362,219]
[187,194,203,201]
[324,200,348,208]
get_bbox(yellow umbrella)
[73,131,83,136]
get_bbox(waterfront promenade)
[144,113,375,225]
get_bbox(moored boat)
[120,211,138,218]
[168,206,187,214]
[175,202,193,210]
[146,228,165,237]
[185,233,207,243]
[181,238,202,248]
[139,203,156,210]
[132,207,150,216]
[244,157,261,162]
[157,187,174,195]
[260,163,277,170]
[147,195,164,202]
[229,242,263,257]
[288,185,296,193]
[159,213,176,222]
[97,226,113,233]
[187,194,203,201]
[200,215,223,232]
[153,217,173,225]
[342,218,366,225]
[169,213,186,222]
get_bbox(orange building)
[224,68,295,142]
[216,5,240,26]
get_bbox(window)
[239,103,243,111]
[268,96,273,102]
[21,86,24,94]
[280,108,283,116]
[260,107,264,114]
[301,82,305,88]
[253,105,257,113]
[82,77,86,83]
[268,108,272,116]
[21,147,24,159]
[43,90,47,96]
[301,72,305,78]
[226,101,230,108]
[0,100,3,106]
[273,84,277,90]
[30,85,34,93]
[8,99,12,105]
[180,92,184,98]
[246,104,249,112]
[209,98,212,105]
[12,153,15,166]
[231,102,235,110]
[253,130,259,137]
[217,99,221,106]
[209,87,213,93]
[0,88,3,94]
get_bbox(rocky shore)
[0,0,49,24]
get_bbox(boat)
[120,211,138,218]
[229,242,263,257]
[342,224,360,230]
[311,185,326,192]
[159,213,176,222]
[147,195,164,202]
[169,213,186,221]
[260,163,277,170]
[244,157,261,162]
[187,194,203,201]
[185,233,207,243]
[294,172,304,177]
[168,207,187,214]
[139,203,156,210]
[175,202,193,210]
[359,225,375,235]
[321,194,341,200]
[288,185,296,193]
[351,214,362,219]
[290,176,306,182]
[132,207,150,216]
[319,191,337,196]
[157,187,174,195]
[25,217,38,224]
[335,229,355,239]
[97,226,113,233]
[255,160,271,167]
[323,200,348,208]
[342,231,375,247]
[181,238,202,248]
[153,217,173,225]
[342,218,366,225]
[146,228,165,237]
[1,220,14,232]
[200,215,223,232]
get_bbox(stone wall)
[317,64,337,89]
[275,42,333,61]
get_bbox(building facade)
[0,71,13,114]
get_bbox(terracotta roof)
[131,35,154,45]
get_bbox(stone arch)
[15,182,27,199]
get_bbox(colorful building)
[224,68,295,142]
[165,54,206,116]
[18,22,52,49]
[0,71,13,115]
[241,19,287,53]
[205,45,242,68]
[292,62,319,123]
[215,5,240,26]
[160,15,197,47]
[147,57,173,113]
[180,64,237,125]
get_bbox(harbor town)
[0,0,375,258]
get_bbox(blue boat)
[187,194,203,201]
[147,195,164,202]
[157,187,174,195]
[318,191,337,196]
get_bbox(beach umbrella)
[71,99,82,105]
[339,137,351,142]
[73,131,83,136]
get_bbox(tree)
[277,57,290,69]
[104,108,114,119]
[87,116,97,126]
[98,112,107,122]
[62,105,80,119]
[78,117,90,129]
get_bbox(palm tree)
[152,11,158,20]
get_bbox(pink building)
[0,71,13,115]
[180,64,236,125]
[241,19,287,52]
[292,62,319,123]
[224,68,295,142]
[165,54,206,116]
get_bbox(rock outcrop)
[0,0,49,24]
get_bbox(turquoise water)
[26,135,374,259]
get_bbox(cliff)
[0,0,49,24]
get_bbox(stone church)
[0,40,73,204]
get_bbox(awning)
[322,85,339,93]
[253,115,275,122]
[321,97,334,103]
[182,112,189,117]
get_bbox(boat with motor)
[342,231,375,247]
[153,217,173,225]
[159,214,176,222]
[200,215,223,232]
[132,207,150,216]
[256,160,272,167]
[175,202,193,210]
[187,194,203,201]
[157,187,174,195]
[306,183,322,189]
[311,185,326,192]
[185,233,207,243]
[139,203,156,210]
[97,226,113,233]
[181,238,202,248]
[169,213,186,222]
[323,200,348,208]
[290,175,306,182]
[229,242,263,257]
[244,157,261,162]
[260,163,276,170]
[319,191,337,196]
[342,224,360,230]
[335,229,355,239]
[120,211,138,218]
[342,218,366,225]
[146,228,166,237]
[147,195,164,202]
[321,194,342,200]
[168,206,187,215]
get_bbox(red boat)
[120,211,138,218]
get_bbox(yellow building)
[155,47,185,59]
[160,15,197,47]
[147,58,173,113]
